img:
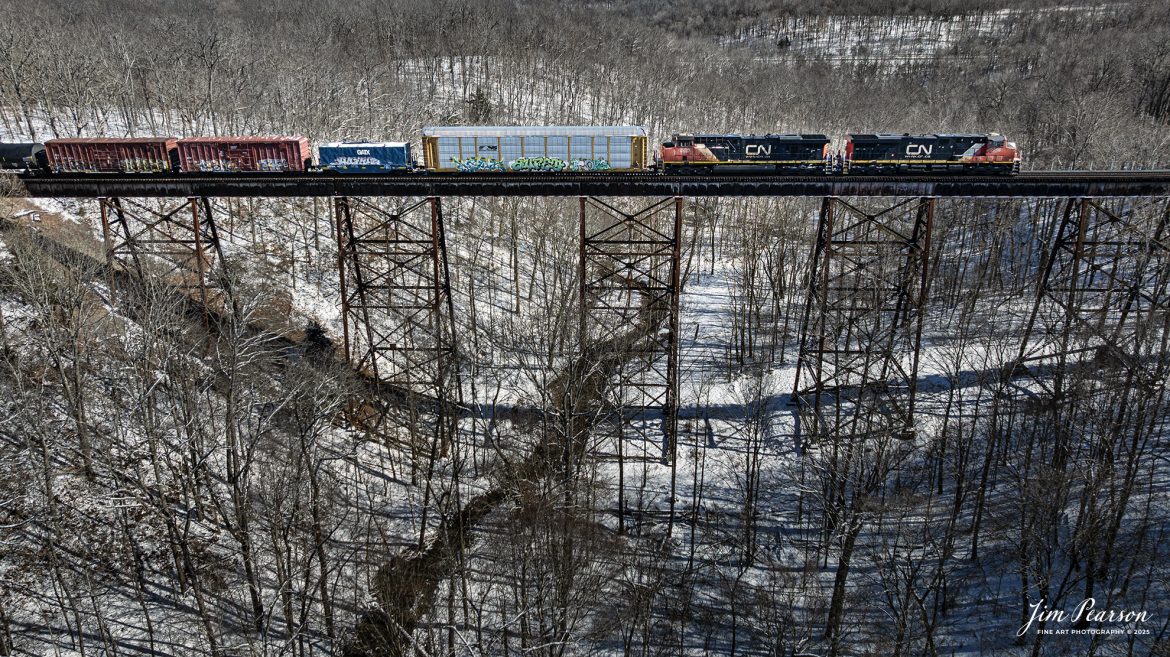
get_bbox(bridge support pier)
[97,196,227,316]
[578,196,682,533]
[791,196,935,444]
[1014,197,1170,393]
[334,196,459,412]
[578,196,683,462]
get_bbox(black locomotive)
[659,133,830,172]
[845,133,1020,174]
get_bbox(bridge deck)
[15,170,1170,197]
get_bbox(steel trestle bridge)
[14,169,1170,524]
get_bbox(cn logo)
[906,144,933,157]
[745,144,772,157]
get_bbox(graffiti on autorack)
[453,158,507,173]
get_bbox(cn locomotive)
[844,133,1020,174]
[1,127,1021,175]
[658,133,830,173]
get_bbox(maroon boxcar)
[44,138,177,173]
[176,137,311,172]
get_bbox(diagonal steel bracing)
[578,197,683,467]
[334,196,458,403]
[98,196,228,314]
[1014,197,1170,394]
[578,196,683,535]
[791,196,935,444]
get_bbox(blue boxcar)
[318,141,413,172]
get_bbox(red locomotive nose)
[845,140,854,159]
[660,139,687,164]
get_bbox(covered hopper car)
[318,142,413,172]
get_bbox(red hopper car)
[44,138,177,173]
[176,137,311,172]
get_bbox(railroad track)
[15,170,1170,198]
[17,169,1170,184]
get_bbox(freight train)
[0,126,1021,175]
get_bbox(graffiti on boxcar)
[121,158,171,172]
[257,159,291,171]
